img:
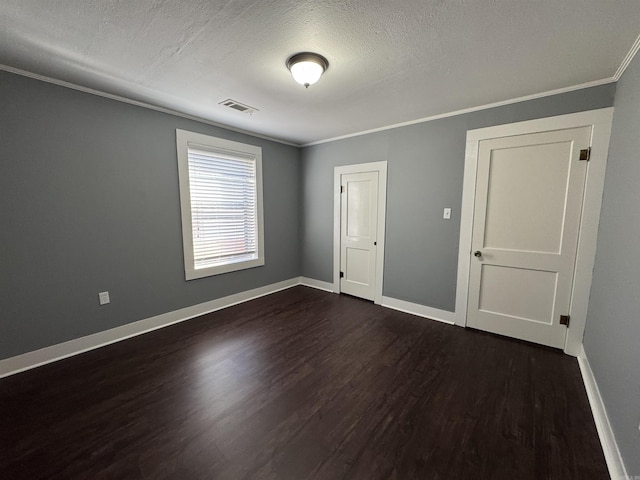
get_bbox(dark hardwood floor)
[0,286,608,479]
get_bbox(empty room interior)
[1,1,640,479]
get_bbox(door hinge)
[579,147,591,161]
[340,185,345,193]
[340,271,344,278]
[560,315,570,327]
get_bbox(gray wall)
[0,59,636,473]
[583,52,640,474]
[0,67,622,367]
[0,70,300,360]
[300,85,615,311]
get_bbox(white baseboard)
[299,279,456,325]
[0,278,300,379]
[578,346,628,480]
[0,279,456,378]
[381,296,456,325]
[299,276,335,293]
[3,279,628,480]
[298,276,460,327]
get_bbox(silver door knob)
[474,251,482,257]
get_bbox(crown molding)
[614,33,640,81]
[302,77,615,147]
[0,64,298,147]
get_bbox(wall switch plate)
[443,208,452,220]
[98,291,110,305]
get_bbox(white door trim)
[334,161,388,304]
[456,108,614,355]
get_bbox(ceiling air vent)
[219,99,259,115]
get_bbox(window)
[176,130,264,280]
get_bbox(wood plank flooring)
[0,286,608,479]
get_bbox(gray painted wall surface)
[583,53,640,474]
[301,85,615,311]
[0,68,620,364]
[0,70,300,360]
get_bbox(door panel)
[484,142,571,253]
[346,181,372,237]
[478,265,557,323]
[345,248,370,285]
[467,126,591,348]
[340,171,378,300]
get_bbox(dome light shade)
[286,52,329,88]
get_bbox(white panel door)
[467,126,591,348]
[340,171,379,300]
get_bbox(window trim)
[176,129,264,280]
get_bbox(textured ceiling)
[1,0,639,145]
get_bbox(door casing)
[456,108,614,356]
[334,161,388,304]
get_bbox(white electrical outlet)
[98,291,110,305]
[443,207,452,220]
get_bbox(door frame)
[334,161,388,304]
[455,108,614,356]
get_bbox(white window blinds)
[187,147,258,269]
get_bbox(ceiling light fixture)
[286,52,329,88]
